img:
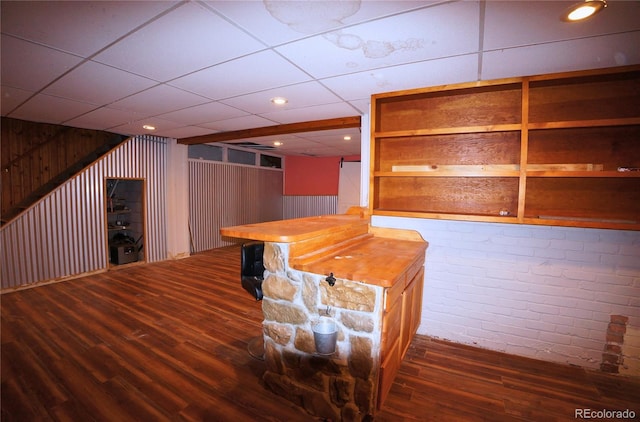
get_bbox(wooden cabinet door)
[377,337,400,409]
[378,265,424,410]
[401,267,424,357]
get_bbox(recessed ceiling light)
[562,0,607,22]
[270,97,288,105]
[142,124,156,131]
[343,135,352,141]
[273,141,283,146]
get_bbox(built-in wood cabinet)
[379,259,424,409]
[370,65,640,230]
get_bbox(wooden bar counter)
[220,213,368,243]
[221,209,428,422]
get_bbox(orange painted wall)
[284,155,360,195]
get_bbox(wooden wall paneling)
[376,83,522,133]
[524,178,640,222]
[1,118,125,222]
[376,176,520,217]
[528,71,640,123]
[527,126,640,170]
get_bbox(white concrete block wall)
[372,216,640,370]
[621,327,640,376]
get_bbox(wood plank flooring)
[2,246,639,421]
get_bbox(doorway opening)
[105,178,145,266]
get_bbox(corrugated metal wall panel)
[144,138,167,263]
[283,195,338,219]
[188,160,283,252]
[0,135,168,290]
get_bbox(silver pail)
[312,317,338,355]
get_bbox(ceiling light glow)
[270,97,288,105]
[142,124,156,131]
[563,0,606,22]
[343,135,352,141]
[274,141,283,146]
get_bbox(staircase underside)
[1,133,127,226]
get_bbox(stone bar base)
[261,242,384,421]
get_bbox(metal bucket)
[313,317,338,355]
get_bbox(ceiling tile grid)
[1,0,639,156]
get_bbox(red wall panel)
[284,155,360,195]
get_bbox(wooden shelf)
[374,123,522,138]
[528,117,640,130]
[370,65,640,230]
[526,171,640,178]
[374,209,519,223]
[376,171,520,178]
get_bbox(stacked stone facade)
[261,242,384,421]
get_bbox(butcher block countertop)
[296,236,427,288]
[220,213,369,243]
[221,212,427,288]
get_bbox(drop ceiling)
[1,0,639,156]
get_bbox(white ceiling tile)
[222,132,298,146]
[266,138,323,151]
[2,0,638,157]
[199,115,277,132]
[10,94,99,124]
[93,2,265,82]
[109,85,210,116]
[0,35,83,91]
[207,0,439,46]
[221,81,344,114]
[0,1,180,56]
[43,61,157,105]
[301,127,361,137]
[110,116,184,137]
[260,102,359,124]
[65,107,147,132]
[321,55,479,100]
[275,2,480,79]
[156,125,219,140]
[222,127,362,157]
[1,86,33,115]
[158,101,249,126]
[294,134,361,156]
[203,0,303,46]
[484,1,640,51]
[481,32,640,80]
[346,99,371,115]
[169,50,312,100]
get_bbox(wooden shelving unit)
[370,65,640,230]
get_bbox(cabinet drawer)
[384,277,404,312]
[404,256,424,288]
[381,305,401,362]
[377,340,400,409]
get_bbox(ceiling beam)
[178,116,361,145]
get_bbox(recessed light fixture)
[562,0,607,22]
[273,141,283,146]
[270,96,288,105]
[142,124,156,131]
[343,135,352,141]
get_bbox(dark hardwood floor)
[2,246,639,421]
